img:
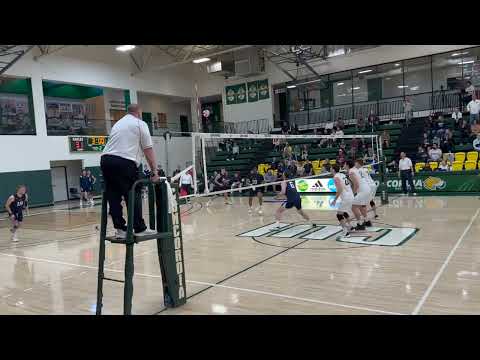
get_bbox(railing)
[224,118,271,134]
[46,117,109,136]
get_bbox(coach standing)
[101,104,160,239]
[398,152,415,196]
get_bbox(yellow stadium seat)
[452,161,464,171]
[312,160,320,168]
[415,162,425,173]
[454,152,466,163]
[467,151,479,162]
[429,162,438,171]
[329,160,336,165]
[465,161,477,171]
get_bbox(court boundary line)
[411,207,480,315]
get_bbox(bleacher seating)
[452,161,464,171]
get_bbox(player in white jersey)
[355,159,378,220]
[331,164,354,237]
[345,160,370,230]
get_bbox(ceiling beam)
[146,45,253,72]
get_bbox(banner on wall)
[247,81,259,102]
[0,94,35,135]
[45,99,90,134]
[236,83,247,104]
[257,79,270,100]
[226,85,237,105]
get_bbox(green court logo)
[423,176,446,191]
[297,179,309,192]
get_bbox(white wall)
[137,92,191,132]
[152,136,193,176]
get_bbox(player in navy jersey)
[5,185,28,242]
[274,172,314,228]
[86,170,96,206]
[248,167,265,215]
[79,170,89,206]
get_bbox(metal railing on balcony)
[224,118,271,134]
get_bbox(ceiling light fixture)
[193,57,211,64]
[337,82,344,86]
[460,60,474,64]
[358,69,372,74]
[398,85,409,88]
[353,86,360,90]
[287,85,297,89]
[395,63,400,66]
[116,45,136,52]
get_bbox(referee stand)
[96,175,186,315]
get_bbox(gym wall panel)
[0,169,53,210]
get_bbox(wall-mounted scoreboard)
[69,136,109,152]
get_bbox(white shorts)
[337,197,353,213]
[352,191,370,206]
[369,184,377,200]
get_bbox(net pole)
[191,134,197,195]
[201,136,209,194]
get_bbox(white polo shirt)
[180,173,193,185]
[451,111,462,120]
[399,157,413,171]
[102,114,153,166]
[467,100,480,115]
[429,148,442,161]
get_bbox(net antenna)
[190,131,383,199]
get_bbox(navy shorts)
[81,187,92,193]
[284,198,301,210]
[12,212,23,222]
[249,186,264,197]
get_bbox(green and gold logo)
[423,176,446,191]
[297,179,309,192]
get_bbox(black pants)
[400,170,415,194]
[100,155,146,233]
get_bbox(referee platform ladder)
[96,178,187,315]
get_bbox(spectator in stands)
[423,132,430,146]
[438,159,450,171]
[416,146,428,163]
[473,134,480,151]
[398,152,415,195]
[471,121,480,137]
[465,81,475,106]
[294,123,299,134]
[403,96,413,127]
[287,160,298,177]
[368,110,379,131]
[381,130,390,148]
[467,94,480,124]
[441,137,454,154]
[428,143,443,162]
[264,169,277,192]
[458,118,471,144]
[273,138,280,152]
[303,160,313,176]
[173,166,181,177]
[337,117,345,130]
[230,171,243,193]
[334,126,344,146]
[336,148,346,167]
[422,162,432,172]
[293,144,302,161]
[321,159,331,173]
[301,144,309,161]
[356,117,366,132]
[350,136,359,159]
[208,171,218,192]
[452,108,462,126]
[283,142,292,160]
[227,142,239,161]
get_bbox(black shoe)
[374,215,379,219]
[355,224,366,231]
[364,220,372,227]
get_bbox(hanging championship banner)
[247,81,259,103]
[258,79,270,100]
[225,85,237,105]
[236,83,247,104]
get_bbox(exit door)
[51,167,68,202]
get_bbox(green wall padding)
[42,81,103,99]
[0,78,31,95]
[142,112,153,135]
[0,170,53,211]
[124,90,131,109]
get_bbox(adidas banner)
[295,178,337,193]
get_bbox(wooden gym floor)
[0,194,479,315]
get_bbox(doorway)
[180,115,189,135]
[50,160,83,203]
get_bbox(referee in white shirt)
[101,104,159,239]
[398,152,415,195]
[179,170,193,196]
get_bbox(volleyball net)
[182,132,386,200]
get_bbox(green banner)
[247,81,259,102]
[373,172,480,193]
[258,79,270,100]
[236,83,247,104]
[225,85,236,105]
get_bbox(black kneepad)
[336,213,344,221]
[343,212,349,219]
[370,200,375,207]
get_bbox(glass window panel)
[330,71,352,106]
[432,50,464,91]
[461,47,480,87]
[352,66,378,103]
[404,56,431,95]
[377,62,404,98]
